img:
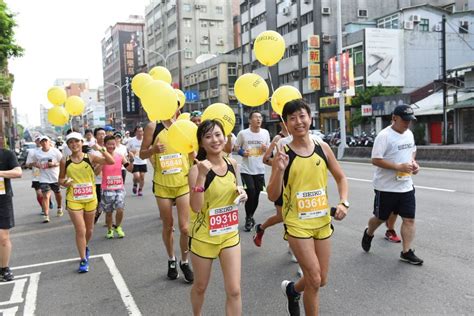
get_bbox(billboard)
[118,31,140,115]
[365,28,404,87]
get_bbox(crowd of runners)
[0,100,424,315]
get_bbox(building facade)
[144,0,235,88]
[101,16,145,131]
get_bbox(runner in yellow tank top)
[58,132,115,274]
[188,119,247,316]
[140,108,195,282]
[267,99,349,316]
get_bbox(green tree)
[0,0,24,96]
[350,85,402,127]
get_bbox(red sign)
[328,57,337,93]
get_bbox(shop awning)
[411,90,474,116]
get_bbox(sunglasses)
[191,111,202,118]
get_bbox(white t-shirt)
[61,143,72,157]
[115,144,128,170]
[371,126,416,193]
[31,147,63,183]
[26,147,41,182]
[236,128,270,175]
[84,138,96,147]
[127,137,147,165]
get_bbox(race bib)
[105,175,123,190]
[40,159,49,169]
[296,189,328,220]
[160,153,183,175]
[72,183,94,200]
[209,205,239,236]
[0,177,5,195]
[33,167,40,177]
[396,172,412,181]
[248,146,263,157]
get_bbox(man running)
[235,110,270,232]
[0,136,22,281]
[128,126,147,196]
[361,105,423,265]
[30,136,63,223]
[140,110,194,283]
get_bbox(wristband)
[238,148,245,156]
[192,186,205,193]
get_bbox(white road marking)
[0,278,26,306]
[340,161,474,173]
[12,254,142,315]
[0,306,18,315]
[24,272,40,316]
[346,177,456,192]
[102,253,142,316]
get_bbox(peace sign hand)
[272,145,289,172]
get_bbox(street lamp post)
[104,81,129,130]
[142,47,192,87]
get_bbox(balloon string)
[268,67,290,136]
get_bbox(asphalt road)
[2,160,473,315]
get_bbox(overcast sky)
[6,0,147,126]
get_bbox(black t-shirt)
[0,149,20,196]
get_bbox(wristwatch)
[339,200,350,208]
[100,147,106,153]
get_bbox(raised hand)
[273,144,289,171]
[195,159,212,176]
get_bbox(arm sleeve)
[371,132,387,159]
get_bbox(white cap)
[34,135,42,141]
[66,132,83,142]
[40,135,50,141]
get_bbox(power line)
[446,21,474,50]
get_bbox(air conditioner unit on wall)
[433,23,442,32]
[411,14,421,23]
[291,19,298,26]
[404,21,414,30]
[322,34,331,43]
[283,7,290,16]
[322,7,331,15]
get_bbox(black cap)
[393,105,416,121]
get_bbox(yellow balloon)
[141,80,179,121]
[47,86,67,106]
[177,112,190,121]
[168,120,198,153]
[65,96,85,116]
[175,89,186,109]
[47,106,69,126]
[202,103,235,136]
[234,73,269,107]
[132,73,153,98]
[149,66,172,84]
[271,86,302,115]
[254,31,286,67]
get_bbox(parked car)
[309,129,325,139]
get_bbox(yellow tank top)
[152,123,190,188]
[282,141,330,229]
[65,154,96,202]
[191,158,239,245]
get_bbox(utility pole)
[441,15,448,144]
[336,0,347,159]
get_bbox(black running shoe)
[244,217,252,232]
[167,259,179,280]
[281,280,300,316]
[400,249,423,265]
[180,261,194,283]
[0,267,14,282]
[361,228,374,252]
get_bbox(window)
[216,21,223,28]
[228,63,237,76]
[200,5,207,13]
[210,67,218,77]
[216,6,223,14]
[377,14,399,29]
[459,21,469,34]
[184,19,192,27]
[183,3,192,12]
[201,20,207,27]
[419,18,429,32]
[200,70,208,80]
[184,50,193,59]
[358,9,368,18]
[184,35,192,43]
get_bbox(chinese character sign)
[119,31,140,114]
[308,35,320,48]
